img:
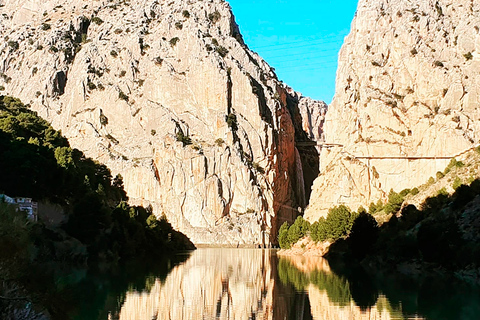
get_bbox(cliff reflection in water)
[118,249,276,320]
[116,249,411,320]
[277,255,413,320]
[115,249,480,320]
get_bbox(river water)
[61,248,479,320]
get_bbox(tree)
[287,216,310,245]
[326,205,357,240]
[278,222,290,249]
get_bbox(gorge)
[1,0,480,246]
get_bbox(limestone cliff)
[0,0,321,245]
[306,0,480,220]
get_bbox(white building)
[0,194,38,221]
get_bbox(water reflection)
[111,249,479,320]
[118,248,275,320]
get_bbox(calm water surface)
[63,249,479,320]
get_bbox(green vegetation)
[41,23,51,30]
[278,258,352,306]
[118,90,129,102]
[182,10,190,18]
[216,45,229,57]
[226,113,238,131]
[0,95,195,314]
[215,138,225,146]
[169,37,180,47]
[175,130,192,146]
[464,52,473,61]
[0,95,193,258]
[279,151,480,273]
[208,10,221,23]
[278,206,359,249]
[252,162,265,174]
[7,40,19,50]
[175,22,183,30]
[91,16,104,25]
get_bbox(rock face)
[0,0,322,245]
[306,0,480,220]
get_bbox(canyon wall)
[306,0,480,220]
[0,0,321,245]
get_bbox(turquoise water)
[46,249,480,319]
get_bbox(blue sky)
[228,0,359,103]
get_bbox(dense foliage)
[0,96,194,317]
[0,95,194,266]
[278,206,361,249]
[279,152,480,274]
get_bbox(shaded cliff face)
[306,0,480,220]
[0,0,323,245]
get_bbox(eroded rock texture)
[0,0,322,245]
[306,0,480,220]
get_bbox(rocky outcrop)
[0,0,324,245]
[306,0,480,221]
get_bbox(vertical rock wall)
[0,0,325,245]
[306,0,480,220]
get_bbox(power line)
[279,64,338,73]
[252,33,349,49]
[263,47,340,60]
[257,38,345,53]
[271,54,339,64]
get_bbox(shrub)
[226,113,238,131]
[208,11,221,23]
[169,37,180,47]
[118,90,129,102]
[110,50,118,57]
[325,205,357,240]
[87,81,97,90]
[182,10,190,18]
[410,187,420,195]
[348,212,379,259]
[278,222,290,249]
[464,52,473,61]
[151,129,156,136]
[427,176,435,186]
[434,60,444,67]
[252,162,265,174]
[287,216,310,246]
[175,22,183,30]
[216,45,229,58]
[176,130,192,146]
[154,57,163,66]
[452,176,463,190]
[91,16,103,25]
[368,199,384,214]
[99,113,108,126]
[436,171,445,180]
[215,138,224,146]
[41,23,51,30]
[8,41,19,50]
[444,158,464,174]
